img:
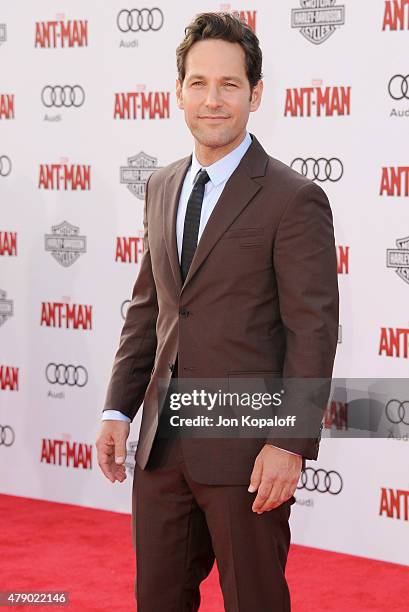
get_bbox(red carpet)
[1,494,408,611]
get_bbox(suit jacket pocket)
[227,370,282,395]
[223,227,264,248]
[228,370,281,377]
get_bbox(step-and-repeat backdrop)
[1,1,408,566]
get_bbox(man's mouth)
[198,115,230,120]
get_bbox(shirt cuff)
[102,410,131,423]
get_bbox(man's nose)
[204,85,223,108]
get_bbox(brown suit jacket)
[103,134,339,484]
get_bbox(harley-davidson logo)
[291,0,345,45]
[44,220,87,267]
[120,151,162,199]
[387,236,409,285]
[0,24,6,45]
[0,288,13,327]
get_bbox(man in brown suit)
[96,12,339,612]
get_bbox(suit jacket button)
[168,362,174,372]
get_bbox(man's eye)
[191,81,204,86]
[224,83,237,87]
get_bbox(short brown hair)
[176,12,263,90]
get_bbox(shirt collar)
[190,132,252,188]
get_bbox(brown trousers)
[132,369,294,611]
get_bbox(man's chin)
[192,128,236,149]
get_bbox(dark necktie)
[180,169,210,283]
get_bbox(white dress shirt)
[102,133,297,456]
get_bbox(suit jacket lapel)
[162,135,269,295]
[163,156,191,292]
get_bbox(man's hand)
[96,420,130,483]
[248,445,302,514]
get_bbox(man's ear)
[249,79,263,112]
[176,79,184,110]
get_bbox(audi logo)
[41,85,85,108]
[386,399,409,425]
[297,467,343,495]
[0,425,15,447]
[0,155,11,177]
[291,157,344,182]
[121,299,131,320]
[388,74,409,101]
[117,8,164,32]
[46,363,88,387]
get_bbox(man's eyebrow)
[186,74,244,83]
[220,76,243,82]
[186,74,206,81]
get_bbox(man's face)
[176,38,262,150]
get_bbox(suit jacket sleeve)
[103,175,159,421]
[266,181,339,459]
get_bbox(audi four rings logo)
[0,155,12,177]
[46,363,88,387]
[117,8,164,32]
[291,158,344,182]
[386,399,409,425]
[41,85,85,108]
[388,75,409,100]
[0,425,15,447]
[297,467,343,494]
[121,299,131,320]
